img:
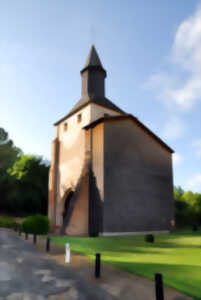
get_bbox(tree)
[174,186,201,227]
[0,128,21,170]
[0,127,50,216]
[8,155,50,215]
[174,186,184,201]
[0,128,21,212]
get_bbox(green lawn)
[51,232,201,299]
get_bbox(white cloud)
[162,117,185,140]
[146,4,201,111]
[193,138,201,157]
[185,174,201,192]
[173,153,183,165]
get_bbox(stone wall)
[103,119,174,233]
[48,103,123,234]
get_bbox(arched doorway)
[61,190,75,233]
[63,191,74,221]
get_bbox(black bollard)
[155,273,164,300]
[25,232,28,240]
[46,237,50,252]
[95,253,101,278]
[18,229,21,236]
[33,234,37,244]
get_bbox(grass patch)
[0,216,17,229]
[51,232,201,299]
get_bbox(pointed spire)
[80,45,107,99]
[84,45,103,68]
[81,45,106,76]
[54,45,125,125]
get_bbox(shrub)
[22,214,50,235]
[192,223,198,231]
[145,234,154,243]
[0,216,17,229]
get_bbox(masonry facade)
[48,46,174,236]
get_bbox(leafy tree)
[0,128,21,170]
[0,127,49,216]
[174,186,201,227]
[8,155,50,215]
[0,128,21,212]
[0,128,8,143]
[193,193,201,222]
[174,186,184,201]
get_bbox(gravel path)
[0,228,116,300]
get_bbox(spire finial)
[83,45,104,68]
[81,45,106,76]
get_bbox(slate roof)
[83,114,174,154]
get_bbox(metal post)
[19,229,21,236]
[25,233,28,240]
[95,253,101,278]
[33,234,37,244]
[155,273,164,300]
[46,237,50,252]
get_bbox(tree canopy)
[174,186,201,227]
[0,127,49,216]
[0,128,21,171]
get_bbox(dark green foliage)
[22,214,50,235]
[174,186,201,228]
[192,223,198,231]
[145,234,154,243]
[0,128,22,213]
[0,128,21,170]
[8,155,50,215]
[0,216,17,229]
[0,127,49,216]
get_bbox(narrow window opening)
[64,122,68,131]
[77,113,82,123]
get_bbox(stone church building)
[48,46,174,236]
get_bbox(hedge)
[22,214,50,235]
[0,216,17,229]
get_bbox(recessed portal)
[63,191,74,221]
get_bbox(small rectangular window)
[64,122,68,131]
[77,113,82,123]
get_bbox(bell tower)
[80,45,107,99]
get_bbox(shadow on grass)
[51,234,201,257]
[51,238,166,255]
[106,260,201,299]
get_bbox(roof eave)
[54,101,91,126]
[83,115,174,154]
[54,101,125,126]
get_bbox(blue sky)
[0,1,201,192]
